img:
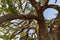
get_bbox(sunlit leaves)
[45,20,52,27]
[1,0,7,4]
[28,37,35,40]
[0,0,18,14]
[20,32,26,37]
[39,0,46,6]
[21,0,27,4]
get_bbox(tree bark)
[50,10,60,40]
[37,10,48,40]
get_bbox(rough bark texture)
[29,0,48,40]
[0,14,38,24]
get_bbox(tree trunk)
[37,10,48,40]
[37,20,48,40]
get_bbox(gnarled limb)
[0,14,38,24]
[45,5,60,11]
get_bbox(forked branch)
[29,0,41,10]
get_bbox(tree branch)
[0,14,38,24]
[55,0,57,3]
[9,25,35,40]
[44,0,49,6]
[29,0,41,11]
[43,0,49,10]
[43,4,60,11]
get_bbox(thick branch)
[45,4,60,11]
[0,14,38,24]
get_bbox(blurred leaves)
[1,0,18,14]
[0,0,37,40]
[20,32,26,37]
[45,20,53,27]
